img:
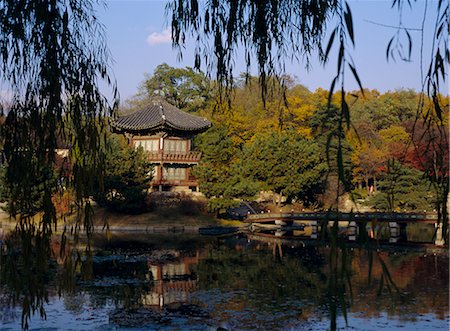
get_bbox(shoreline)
[0,206,245,235]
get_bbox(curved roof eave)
[110,98,212,134]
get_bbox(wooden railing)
[246,211,440,223]
[146,151,202,163]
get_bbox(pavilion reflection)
[142,251,199,308]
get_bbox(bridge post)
[434,222,445,246]
[310,220,318,239]
[347,221,357,241]
[389,222,400,243]
[389,222,407,243]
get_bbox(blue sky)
[97,0,442,102]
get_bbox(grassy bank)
[0,205,245,233]
[91,205,243,229]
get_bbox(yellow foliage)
[379,125,410,143]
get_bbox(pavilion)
[111,98,211,192]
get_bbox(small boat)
[198,227,240,236]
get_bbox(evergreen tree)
[370,159,435,211]
[93,135,152,214]
[238,131,327,206]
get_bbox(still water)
[0,231,448,330]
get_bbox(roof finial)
[159,104,166,121]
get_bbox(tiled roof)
[111,99,211,134]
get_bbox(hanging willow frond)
[0,0,118,231]
[168,0,344,101]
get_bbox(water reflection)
[0,228,448,330]
[0,225,53,329]
[143,252,198,307]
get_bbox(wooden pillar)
[159,137,164,152]
[186,167,190,181]
[156,165,163,192]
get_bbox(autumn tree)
[206,75,303,142]
[284,85,316,138]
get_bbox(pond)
[0,230,448,330]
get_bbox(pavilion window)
[134,139,159,152]
[164,139,187,153]
[163,167,186,180]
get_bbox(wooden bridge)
[245,211,447,246]
[245,211,443,223]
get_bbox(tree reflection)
[0,219,94,329]
[0,223,52,329]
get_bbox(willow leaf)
[344,2,354,46]
[348,63,364,94]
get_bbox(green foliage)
[369,159,435,212]
[238,131,327,205]
[221,175,262,200]
[310,103,354,192]
[206,197,240,214]
[193,124,327,206]
[93,135,152,214]
[350,187,369,200]
[348,90,418,131]
[0,159,57,216]
[141,63,211,112]
[191,125,239,198]
[379,125,410,144]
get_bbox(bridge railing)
[246,211,439,222]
